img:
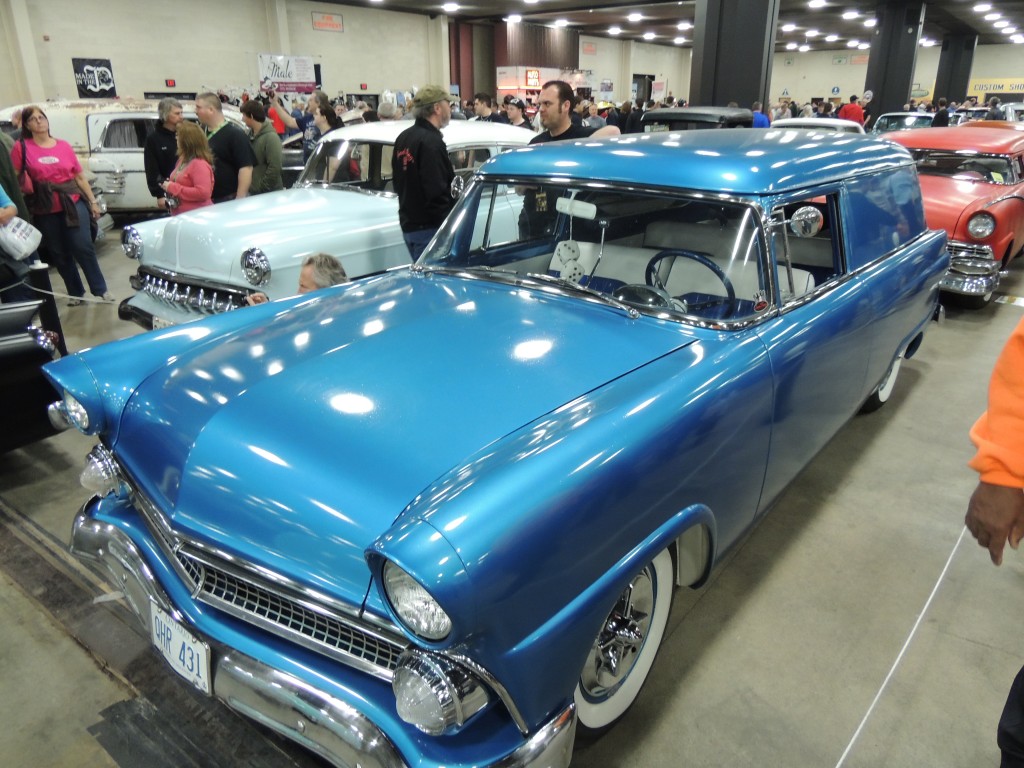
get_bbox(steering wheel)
[645,249,737,317]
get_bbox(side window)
[845,166,927,268]
[771,193,843,304]
[102,118,154,149]
[449,146,491,182]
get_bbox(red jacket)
[837,102,865,125]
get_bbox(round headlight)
[382,562,452,641]
[241,247,272,286]
[121,226,143,259]
[392,651,489,735]
[64,392,91,431]
[967,212,996,240]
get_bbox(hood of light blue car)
[136,186,403,285]
[114,271,693,603]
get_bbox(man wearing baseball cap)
[392,85,456,259]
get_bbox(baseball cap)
[413,85,451,108]
[507,97,527,111]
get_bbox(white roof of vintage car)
[770,117,865,134]
[312,118,534,148]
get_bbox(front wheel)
[574,547,673,735]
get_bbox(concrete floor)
[1,233,1023,767]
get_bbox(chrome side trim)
[491,704,576,768]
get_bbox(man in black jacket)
[393,85,455,260]
[143,98,183,210]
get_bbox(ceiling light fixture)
[1002,26,1018,34]
[674,36,687,44]
[799,44,811,52]
[864,18,877,27]
[442,2,459,12]
[609,26,622,35]
[781,23,797,32]
[973,3,992,11]
[842,10,859,20]
[825,34,839,42]
[995,20,1009,27]
[507,14,521,23]
[554,19,567,27]
[677,21,692,30]
[808,0,826,8]
[985,12,1001,20]
[628,12,643,22]
[847,38,859,46]
[806,29,819,37]
[920,38,936,46]
[643,31,656,40]
[524,0,539,4]
[858,42,870,49]
[1012,34,1024,43]
[786,42,798,49]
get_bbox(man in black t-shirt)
[195,92,254,203]
[520,81,620,236]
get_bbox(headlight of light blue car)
[121,226,143,259]
[48,390,105,435]
[241,247,272,286]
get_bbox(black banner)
[72,58,117,98]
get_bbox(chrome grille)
[134,271,249,314]
[126,477,406,682]
[947,241,994,259]
[175,549,405,678]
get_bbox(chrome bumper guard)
[70,509,577,768]
[941,243,1000,296]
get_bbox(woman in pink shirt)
[11,105,111,305]
[160,121,214,214]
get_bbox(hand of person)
[0,206,15,226]
[89,200,102,220]
[157,198,168,210]
[965,481,1024,565]
[245,292,269,306]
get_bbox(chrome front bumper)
[70,508,576,768]
[942,242,1000,297]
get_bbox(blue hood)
[113,271,693,603]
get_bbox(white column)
[427,14,452,90]
[265,0,290,54]
[6,0,45,100]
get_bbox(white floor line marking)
[834,525,968,768]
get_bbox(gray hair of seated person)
[158,97,182,122]
[303,252,349,288]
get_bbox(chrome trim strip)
[491,704,575,768]
[441,651,531,736]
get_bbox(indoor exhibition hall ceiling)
[331,1,1024,51]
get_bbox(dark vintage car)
[1,297,61,453]
[641,106,753,131]
[45,130,947,768]
[888,125,1024,306]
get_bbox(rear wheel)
[574,547,673,735]
[861,356,902,413]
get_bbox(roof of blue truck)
[481,128,914,195]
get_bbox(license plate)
[152,315,177,330]
[151,602,211,695]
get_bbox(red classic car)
[888,126,1024,307]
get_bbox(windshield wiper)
[519,272,640,318]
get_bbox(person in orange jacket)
[965,315,1024,765]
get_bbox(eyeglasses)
[27,115,47,123]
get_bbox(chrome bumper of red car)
[69,507,577,768]
[942,242,1000,296]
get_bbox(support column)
[863,2,924,116]
[933,33,977,104]
[6,0,45,101]
[265,0,290,54]
[689,0,779,109]
[428,15,452,91]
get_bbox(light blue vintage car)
[45,129,948,768]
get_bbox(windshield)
[422,180,770,324]
[298,138,395,191]
[911,150,1014,184]
[874,114,933,132]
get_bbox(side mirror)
[450,175,465,199]
[788,205,824,238]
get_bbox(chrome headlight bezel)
[121,226,143,259]
[967,212,996,240]
[382,561,452,641]
[241,247,272,287]
[80,444,127,498]
[392,650,489,735]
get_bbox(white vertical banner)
[257,54,317,93]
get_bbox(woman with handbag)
[10,105,111,305]
[160,121,214,215]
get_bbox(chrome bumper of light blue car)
[69,508,577,768]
